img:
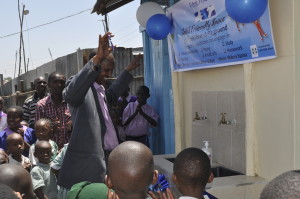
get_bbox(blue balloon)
[146,14,171,40]
[225,0,268,23]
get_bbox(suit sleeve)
[106,70,133,107]
[63,61,100,107]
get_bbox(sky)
[0,0,143,78]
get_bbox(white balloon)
[136,2,164,27]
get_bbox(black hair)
[137,85,150,95]
[7,106,23,117]
[6,133,23,146]
[260,170,300,199]
[48,72,65,84]
[173,147,211,188]
[0,184,19,199]
[35,118,53,130]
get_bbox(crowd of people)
[0,32,298,199]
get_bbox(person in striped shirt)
[22,76,48,129]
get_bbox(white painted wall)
[173,0,300,180]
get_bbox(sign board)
[166,0,276,71]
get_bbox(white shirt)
[9,154,30,165]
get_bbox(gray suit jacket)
[58,60,133,189]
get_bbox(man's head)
[48,72,66,96]
[6,133,24,156]
[7,106,23,131]
[34,141,52,164]
[96,53,115,85]
[106,141,157,199]
[136,85,150,105]
[0,164,35,199]
[34,76,47,94]
[260,170,300,199]
[173,148,213,194]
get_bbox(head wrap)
[67,182,108,199]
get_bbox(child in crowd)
[172,147,216,199]
[29,118,58,166]
[0,106,36,156]
[50,143,68,178]
[7,133,31,171]
[0,164,36,199]
[0,149,8,164]
[30,141,58,199]
[50,142,69,199]
[0,97,7,132]
[106,141,158,199]
[123,86,159,146]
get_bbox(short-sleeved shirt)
[122,101,159,137]
[35,95,71,149]
[29,139,58,166]
[8,154,31,165]
[50,143,68,170]
[30,162,58,199]
[0,126,36,156]
[23,92,48,128]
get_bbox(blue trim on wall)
[142,31,175,154]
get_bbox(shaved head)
[6,133,23,145]
[107,141,155,199]
[0,164,35,198]
[260,170,300,199]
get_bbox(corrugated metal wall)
[0,47,144,110]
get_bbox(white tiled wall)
[192,91,246,173]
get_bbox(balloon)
[225,0,268,23]
[136,2,164,27]
[146,14,171,40]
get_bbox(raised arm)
[63,33,113,107]
[106,54,142,105]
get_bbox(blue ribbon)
[148,174,170,192]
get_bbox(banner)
[166,0,276,72]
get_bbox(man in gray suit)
[58,33,141,193]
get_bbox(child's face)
[7,137,24,155]
[35,145,52,164]
[7,109,22,130]
[35,121,51,141]
[136,89,149,105]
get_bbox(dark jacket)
[58,60,133,189]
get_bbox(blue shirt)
[0,126,37,156]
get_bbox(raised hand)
[93,32,114,65]
[125,54,142,72]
